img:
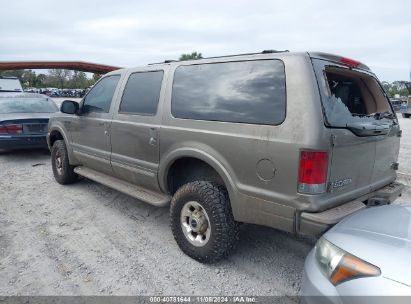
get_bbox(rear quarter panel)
[158,53,329,231]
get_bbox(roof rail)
[199,50,289,60]
[148,60,175,65]
[148,50,289,65]
[262,49,289,54]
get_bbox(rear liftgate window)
[313,60,396,135]
[171,60,286,125]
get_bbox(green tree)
[0,69,24,78]
[68,71,89,89]
[381,81,410,97]
[179,52,203,61]
[21,70,37,87]
[87,73,101,87]
[381,81,391,94]
[36,74,47,88]
[48,69,73,89]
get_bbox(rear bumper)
[0,134,48,150]
[298,181,404,236]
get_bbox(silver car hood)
[324,204,411,287]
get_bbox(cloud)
[1,0,410,81]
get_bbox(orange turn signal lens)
[330,254,381,285]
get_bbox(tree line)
[0,53,201,90]
[381,81,410,98]
[0,69,101,89]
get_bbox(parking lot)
[1,103,410,296]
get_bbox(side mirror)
[60,100,79,115]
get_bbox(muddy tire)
[170,181,239,263]
[51,140,77,185]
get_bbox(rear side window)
[171,60,286,125]
[119,71,164,115]
[82,75,120,114]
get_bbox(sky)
[1,0,410,82]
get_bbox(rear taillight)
[298,150,328,194]
[0,124,23,134]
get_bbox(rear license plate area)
[24,124,47,133]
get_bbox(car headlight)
[315,237,381,285]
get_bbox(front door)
[71,74,121,175]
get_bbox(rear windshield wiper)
[351,111,395,120]
[373,111,395,120]
[346,121,393,137]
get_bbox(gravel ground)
[0,107,410,296]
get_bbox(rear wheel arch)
[160,149,237,203]
[166,157,225,194]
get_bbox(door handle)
[149,127,158,146]
[149,137,157,146]
[98,121,109,136]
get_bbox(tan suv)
[47,51,403,262]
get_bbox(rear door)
[312,58,400,195]
[110,66,167,192]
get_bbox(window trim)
[170,59,287,126]
[81,74,121,115]
[118,70,164,117]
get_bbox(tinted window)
[119,71,163,115]
[0,98,58,114]
[82,75,120,114]
[171,60,286,125]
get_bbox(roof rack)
[148,60,175,65]
[148,50,289,65]
[201,50,289,60]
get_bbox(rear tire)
[51,140,77,184]
[170,181,239,263]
